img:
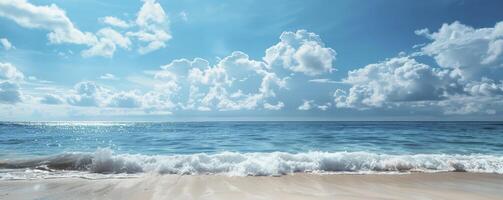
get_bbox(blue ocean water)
[0,121,503,177]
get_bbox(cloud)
[136,0,166,27]
[439,96,500,115]
[0,38,13,50]
[100,73,119,80]
[0,62,23,104]
[464,78,503,96]
[0,81,22,104]
[298,100,314,110]
[82,28,131,58]
[418,21,503,80]
[334,21,503,115]
[0,0,96,45]
[0,62,24,81]
[100,16,130,28]
[0,0,171,57]
[317,102,331,111]
[64,81,174,112]
[128,0,171,54]
[40,94,63,105]
[264,30,336,76]
[67,81,108,107]
[108,91,143,108]
[334,56,461,109]
[154,51,288,111]
[263,101,284,110]
[308,78,340,84]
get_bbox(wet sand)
[1,173,502,200]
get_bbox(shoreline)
[1,172,502,200]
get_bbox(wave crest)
[1,149,502,177]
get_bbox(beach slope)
[1,173,502,200]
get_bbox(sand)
[0,173,502,200]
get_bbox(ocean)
[0,121,502,179]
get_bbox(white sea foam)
[1,148,503,179]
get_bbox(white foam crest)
[2,149,503,178]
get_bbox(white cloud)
[0,62,23,104]
[128,0,171,54]
[108,91,143,108]
[0,0,97,45]
[264,30,336,76]
[334,56,460,109]
[317,102,331,111]
[464,78,503,96]
[0,0,171,57]
[419,21,503,79]
[298,100,313,110]
[263,101,284,110]
[100,73,119,80]
[155,51,287,111]
[0,38,13,50]
[67,81,114,107]
[136,0,166,27]
[333,21,503,115]
[100,16,130,28]
[64,81,175,112]
[82,28,131,58]
[0,62,24,81]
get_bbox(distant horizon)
[2,119,503,123]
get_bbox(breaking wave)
[1,148,502,179]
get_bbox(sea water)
[0,121,502,178]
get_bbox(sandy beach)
[0,173,502,200]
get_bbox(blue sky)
[1,0,503,121]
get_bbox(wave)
[1,149,503,178]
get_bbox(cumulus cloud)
[67,81,107,107]
[317,102,331,111]
[418,21,503,79]
[108,91,143,108]
[154,51,288,111]
[82,28,131,58]
[0,62,24,81]
[100,16,130,28]
[0,0,171,57]
[464,78,503,96]
[0,62,23,104]
[334,57,461,109]
[264,30,336,76]
[298,100,314,110]
[0,0,96,45]
[0,38,13,50]
[64,81,174,112]
[127,0,171,54]
[334,21,503,115]
[263,101,284,110]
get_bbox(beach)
[1,173,502,200]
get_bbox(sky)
[1,0,503,121]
